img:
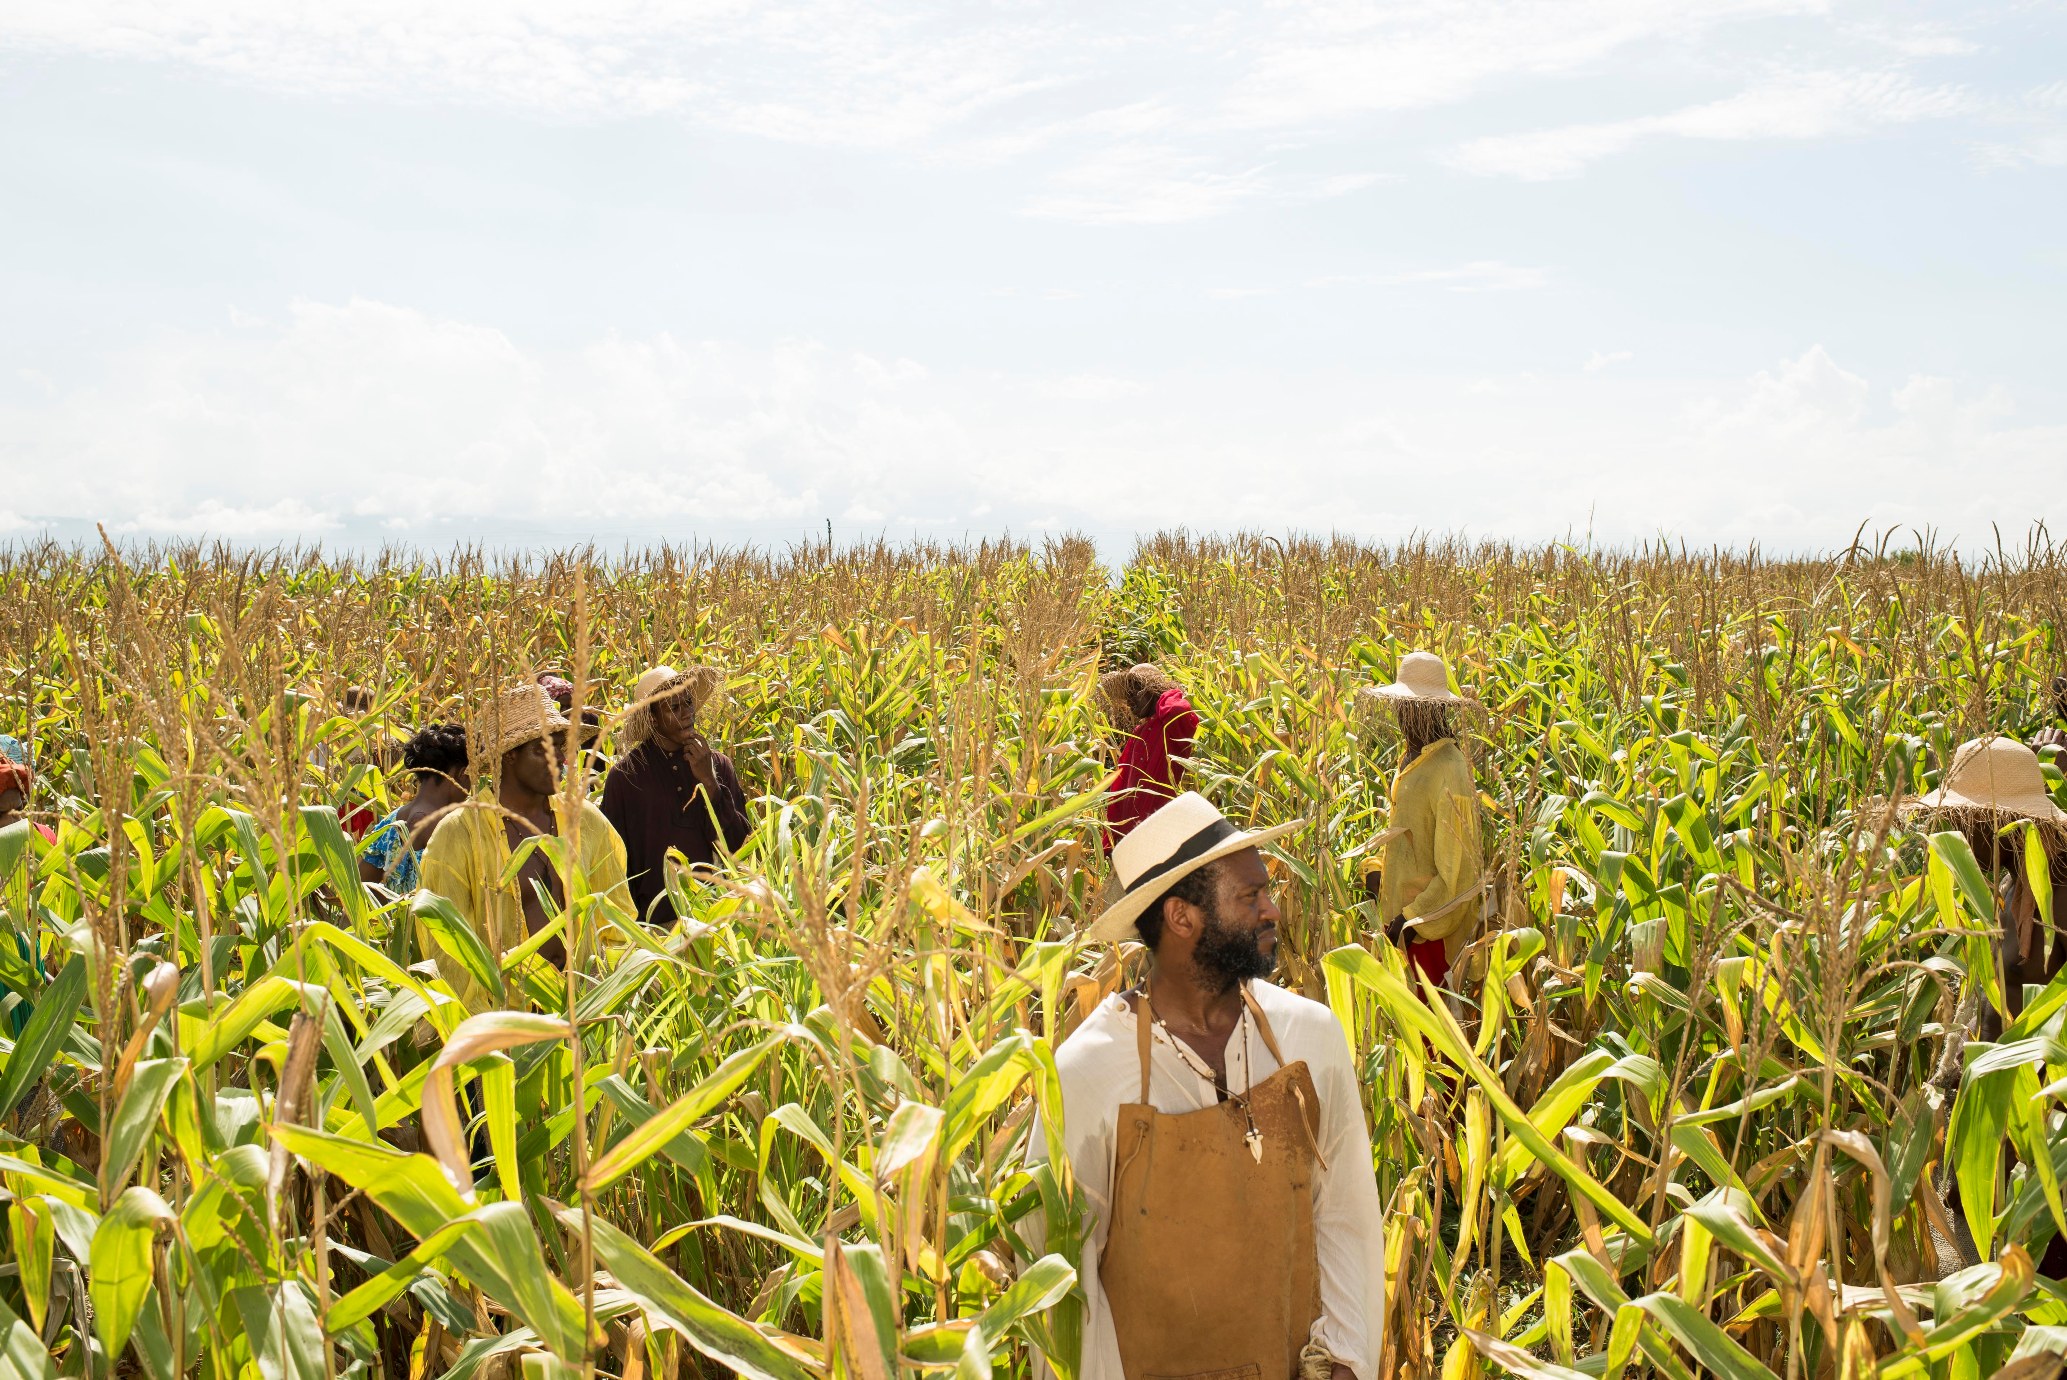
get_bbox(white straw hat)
[1087,792,1304,944]
[1359,649,1479,707]
[1906,735,2067,827]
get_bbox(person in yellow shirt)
[1360,651,1486,988]
[418,683,632,1012]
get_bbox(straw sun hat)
[1357,650,1480,708]
[1905,735,2067,831]
[620,663,725,749]
[1087,791,1305,945]
[469,684,570,770]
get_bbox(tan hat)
[1359,650,1479,707]
[1087,792,1304,944]
[620,663,725,749]
[470,684,570,769]
[1906,735,2067,828]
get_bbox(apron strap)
[1240,985,1290,1070]
[1136,988,1155,1104]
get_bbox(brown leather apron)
[1101,986,1324,1380]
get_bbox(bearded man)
[1056,793,1385,1380]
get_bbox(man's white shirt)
[1038,981,1387,1380]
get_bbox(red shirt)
[1105,687,1200,851]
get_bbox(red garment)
[342,801,378,840]
[1406,937,1448,988]
[1104,687,1200,851]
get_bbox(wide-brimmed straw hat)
[1358,650,1480,708]
[469,684,570,769]
[620,663,725,748]
[1087,792,1304,944]
[1905,735,2067,830]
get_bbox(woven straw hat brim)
[471,701,571,766]
[1086,817,1305,945]
[1357,683,1482,709]
[1903,790,2067,826]
[621,665,726,749]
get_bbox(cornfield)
[3,528,2067,1380]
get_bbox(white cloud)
[7,0,2007,226]
[1453,68,1972,178]
[1585,350,1633,371]
[6,304,2060,553]
[0,0,1066,146]
[1310,261,1551,291]
[1022,143,1269,224]
[1218,0,1822,129]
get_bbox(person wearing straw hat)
[1051,792,1385,1380]
[1906,734,2067,1035]
[1358,650,1487,989]
[600,664,751,922]
[1099,663,1201,852]
[418,683,631,1012]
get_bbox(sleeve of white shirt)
[1307,1011,1387,1380]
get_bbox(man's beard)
[1192,903,1276,992]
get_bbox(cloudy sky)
[2,1,2062,554]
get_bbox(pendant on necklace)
[1246,1126,1264,1163]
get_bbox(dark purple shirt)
[598,740,751,921]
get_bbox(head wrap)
[0,736,32,799]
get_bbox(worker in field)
[359,723,471,892]
[0,736,53,845]
[1055,792,1384,1380]
[600,664,751,922]
[1907,734,2067,1034]
[1100,663,1200,851]
[1360,650,1487,988]
[538,671,606,768]
[419,683,630,1011]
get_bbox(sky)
[1,0,2063,556]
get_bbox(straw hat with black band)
[1088,792,1305,944]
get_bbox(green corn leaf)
[549,1202,820,1380]
[1684,1189,1791,1281]
[1929,831,1997,923]
[299,805,368,932]
[584,1031,785,1193]
[101,1058,185,1197]
[411,892,506,1006]
[1327,945,1654,1246]
[0,953,86,1119]
[1633,1290,1780,1380]
[0,1291,55,1380]
[90,1186,175,1361]
[182,976,324,1073]
[271,1124,592,1361]
[1461,1327,1591,1380]
[1950,1066,2015,1258]
[1881,1247,2036,1376]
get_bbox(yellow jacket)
[418,797,632,1011]
[1376,738,1486,944]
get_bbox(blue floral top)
[361,809,422,892]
